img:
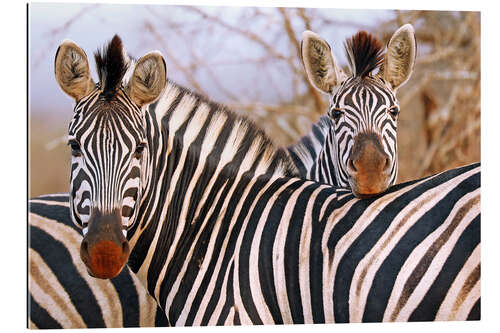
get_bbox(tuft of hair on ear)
[94,35,129,100]
[344,31,384,78]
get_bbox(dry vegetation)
[387,11,480,180]
[29,113,71,197]
[29,7,480,197]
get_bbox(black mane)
[344,31,384,78]
[94,35,129,99]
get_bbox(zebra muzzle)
[81,239,129,279]
[80,211,130,279]
[347,133,392,198]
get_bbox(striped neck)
[311,128,340,186]
[127,80,296,274]
[287,116,340,186]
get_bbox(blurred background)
[29,3,480,198]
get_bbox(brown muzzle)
[80,211,130,279]
[347,132,391,198]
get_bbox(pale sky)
[29,3,394,114]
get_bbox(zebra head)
[301,25,416,198]
[54,35,167,279]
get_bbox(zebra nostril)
[384,157,390,171]
[121,241,130,256]
[348,159,357,173]
[80,239,90,267]
[81,239,89,256]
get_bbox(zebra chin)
[348,175,392,199]
[80,210,130,279]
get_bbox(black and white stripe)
[28,194,169,329]
[31,35,480,327]
[287,115,335,183]
[29,165,480,326]
[294,26,417,195]
[289,77,400,186]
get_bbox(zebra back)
[126,155,479,325]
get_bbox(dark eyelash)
[388,105,400,118]
[134,143,146,158]
[330,107,344,120]
[67,140,81,156]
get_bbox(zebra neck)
[287,116,339,186]
[311,135,339,186]
[126,80,295,282]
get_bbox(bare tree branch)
[278,7,324,115]
[144,21,208,96]
[33,4,100,70]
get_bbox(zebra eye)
[68,140,81,157]
[388,106,400,119]
[330,108,344,121]
[134,143,146,158]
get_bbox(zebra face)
[328,78,399,197]
[301,25,416,197]
[67,93,147,236]
[55,36,166,279]
[67,93,147,278]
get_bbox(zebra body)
[127,143,479,325]
[36,33,480,326]
[28,194,169,329]
[28,165,481,326]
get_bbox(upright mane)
[157,80,298,177]
[344,31,384,78]
[94,35,129,99]
[92,35,297,178]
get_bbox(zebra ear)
[54,39,95,101]
[380,24,416,91]
[301,30,345,94]
[127,51,167,108]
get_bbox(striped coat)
[28,34,480,328]
[28,194,169,328]
[29,163,480,326]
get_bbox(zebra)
[28,164,481,326]
[28,194,169,328]
[29,34,297,328]
[55,35,295,279]
[29,34,296,328]
[45,34,479,325]
[288,25,416,197]
[28,27,410,328]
